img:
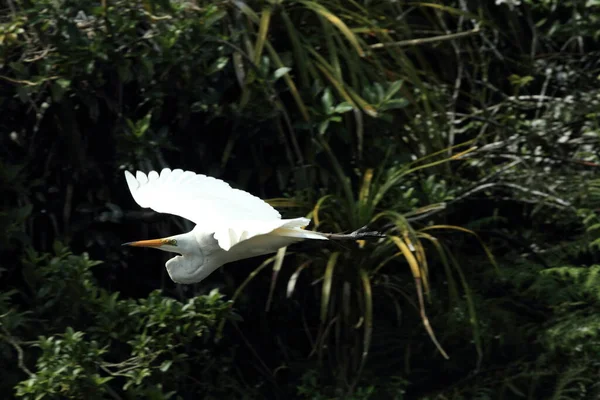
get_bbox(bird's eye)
[162,238,178,246]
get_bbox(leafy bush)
[1,244,248,399]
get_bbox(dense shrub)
[1,0,600,399]
[1,244,247,399]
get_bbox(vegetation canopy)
[1,0,599,398]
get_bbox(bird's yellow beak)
[122,238,177,248]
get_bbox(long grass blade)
[321,252,340,322]
[389,236,421,279]
[357,168,374,225]
[359,168,373,204]
[254,7,272,64]
[217,255,277,335]
[403,140,476,171]
[445,243,483,368]
[300,0,366,57]
[232,0,259,23]
[420,225,499,273]
[389,235,449,359]
[265,41,311,121]
[417,232,460,304]
[310,53,378,116]
[370,147,476,211]
[316,138,355,219]
[319,14,342,79]
[287,261,312,298]
[408,2,480,19]
[312,194,335,227]
[265,246,287,312]
[331,26,360,89]
[265,198,303,208]
[412,239,430,297]
[355,268,373,384]
[372,251,403,275]
[312,58,358,108]
[414,276,450,359]
[403,202,447,219]
[281,10,310,87]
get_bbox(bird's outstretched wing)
[125,168,281,224]
[125,168,323,250]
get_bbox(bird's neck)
[191,227,231,264]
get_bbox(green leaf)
[56,78,71,90]
[333,102,353,113]
[586,223,600,232]
[383,80,404,101]
[203,8,227,28]
[206,57,229,75]
[508,74,534,88]
[320,252,340,322]
[126,119,136,133]
[318,120,330,135]
[321,88,334,112]
[135,113,152,137]
[159,360,173,372]
[273,67,291,80]
[380,98,409,111]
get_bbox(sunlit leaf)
[287,261,312,298]
[273,67,291,80]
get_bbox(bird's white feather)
[125,168,324,251]
[213,217,326,251]
[125,168,281,224]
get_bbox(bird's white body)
[165,226,307,284]
[123,168,327,284]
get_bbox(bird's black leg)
[320,225,387,240]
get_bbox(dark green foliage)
[421,260,600,399]
[2,245,246,399]
[2,0,600,399]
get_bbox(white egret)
[123,168,384,284]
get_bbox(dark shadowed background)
[1,0,600,398]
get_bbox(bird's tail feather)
[213,217,326,251]
[272,227,328,240]
[272,218,328,240]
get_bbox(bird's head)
[122,231,202,255]
[122,232,222,284]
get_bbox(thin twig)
[435,7,466,155]
[23,47,54,62]
[489,152,600,168]
[0,75,59,86]
[0,324,34,377]
[407,161,521,222]
[369,26,480,49]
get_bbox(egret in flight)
[123,168,384,284]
